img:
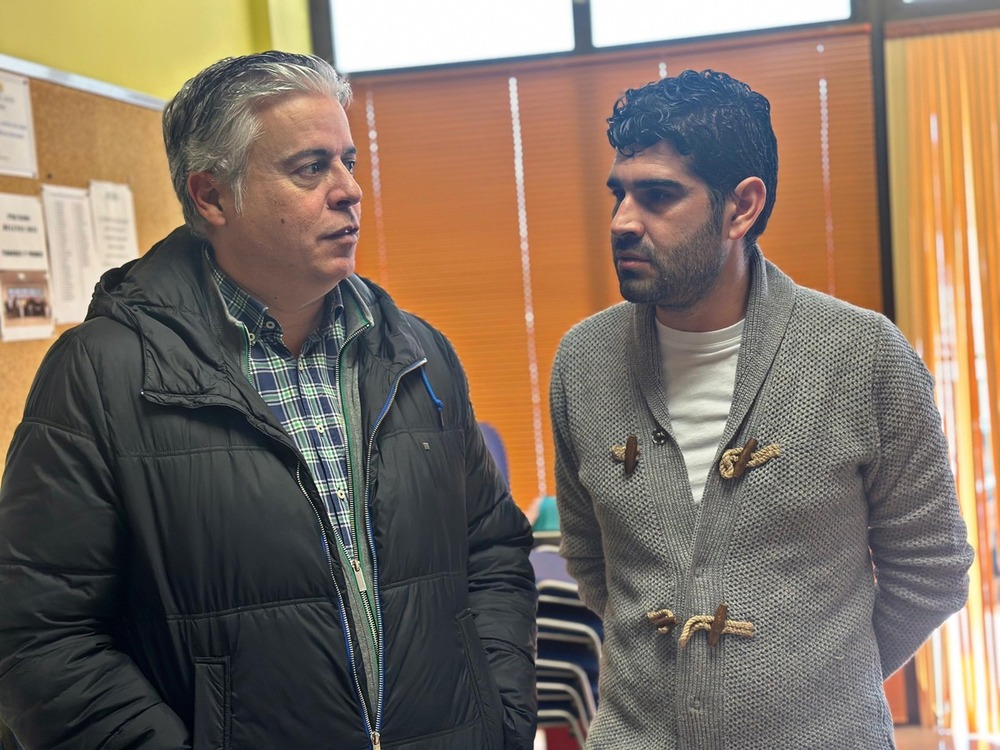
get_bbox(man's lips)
[612,238,648,264]
[326,226,359,239]
[615,252,649,265]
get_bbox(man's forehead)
[249,93,354,154]
[608,140,696,182]
[252,89,342,109]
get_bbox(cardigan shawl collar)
[627,243,798,455]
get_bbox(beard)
[614,208,727,311]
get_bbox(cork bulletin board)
[0,61,182,473]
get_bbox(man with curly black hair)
[549,69,972,748]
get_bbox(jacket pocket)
[456,609,504,750]
[193,656,231,750]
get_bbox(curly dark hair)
[607,69,778,247]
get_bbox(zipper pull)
[371,730,381,749]
[351,558,368,593]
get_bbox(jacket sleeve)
[865,320,974,677]
[443,344,537,750]
[0,332,190,749]
[549,346,608,618]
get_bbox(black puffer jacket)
[0,227,537,749]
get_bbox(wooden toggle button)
[707,603,728,647]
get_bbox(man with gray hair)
[0,51,536,749]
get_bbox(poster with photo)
[0,192,54,341]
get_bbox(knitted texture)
[550,249,973,749]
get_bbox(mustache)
[612,235,649,257]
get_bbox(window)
[589,0,852,48]
[329,0,575,73]
[320,0,861,74]
[886,0,1000,19]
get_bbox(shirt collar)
[205,247,344,341]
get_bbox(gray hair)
[162,51,352,236]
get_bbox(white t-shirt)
[655,318,744,504]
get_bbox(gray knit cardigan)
[549,248,974,749]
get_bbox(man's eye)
[608,192,623,216]
[302,163,322,175]
[344,159,357,174]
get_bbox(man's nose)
[328,169,362,208]
[610,196,640,237]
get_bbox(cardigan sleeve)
[550,345,609,619]
[864,319,974,676]
[0,332,190,749]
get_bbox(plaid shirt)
[209,256,358,560]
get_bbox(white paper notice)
[42,185,100,325]
[90,180,140,269]
[0,71,39,179]
[0,192,54,341]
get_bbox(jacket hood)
[87,227,252,407]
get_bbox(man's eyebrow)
[282,148,330,167]
[607,177,686,191]
[282,146,357,167]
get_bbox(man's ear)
[725,176,766,241]
[187,171,228,228]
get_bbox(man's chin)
[618,277,660,304]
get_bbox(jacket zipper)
[338,326,381,659]
[336,319,384,750]
[295,465,377,747]
[360,356,429,745]
[239,323,253,381]
[349,553,379,671]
